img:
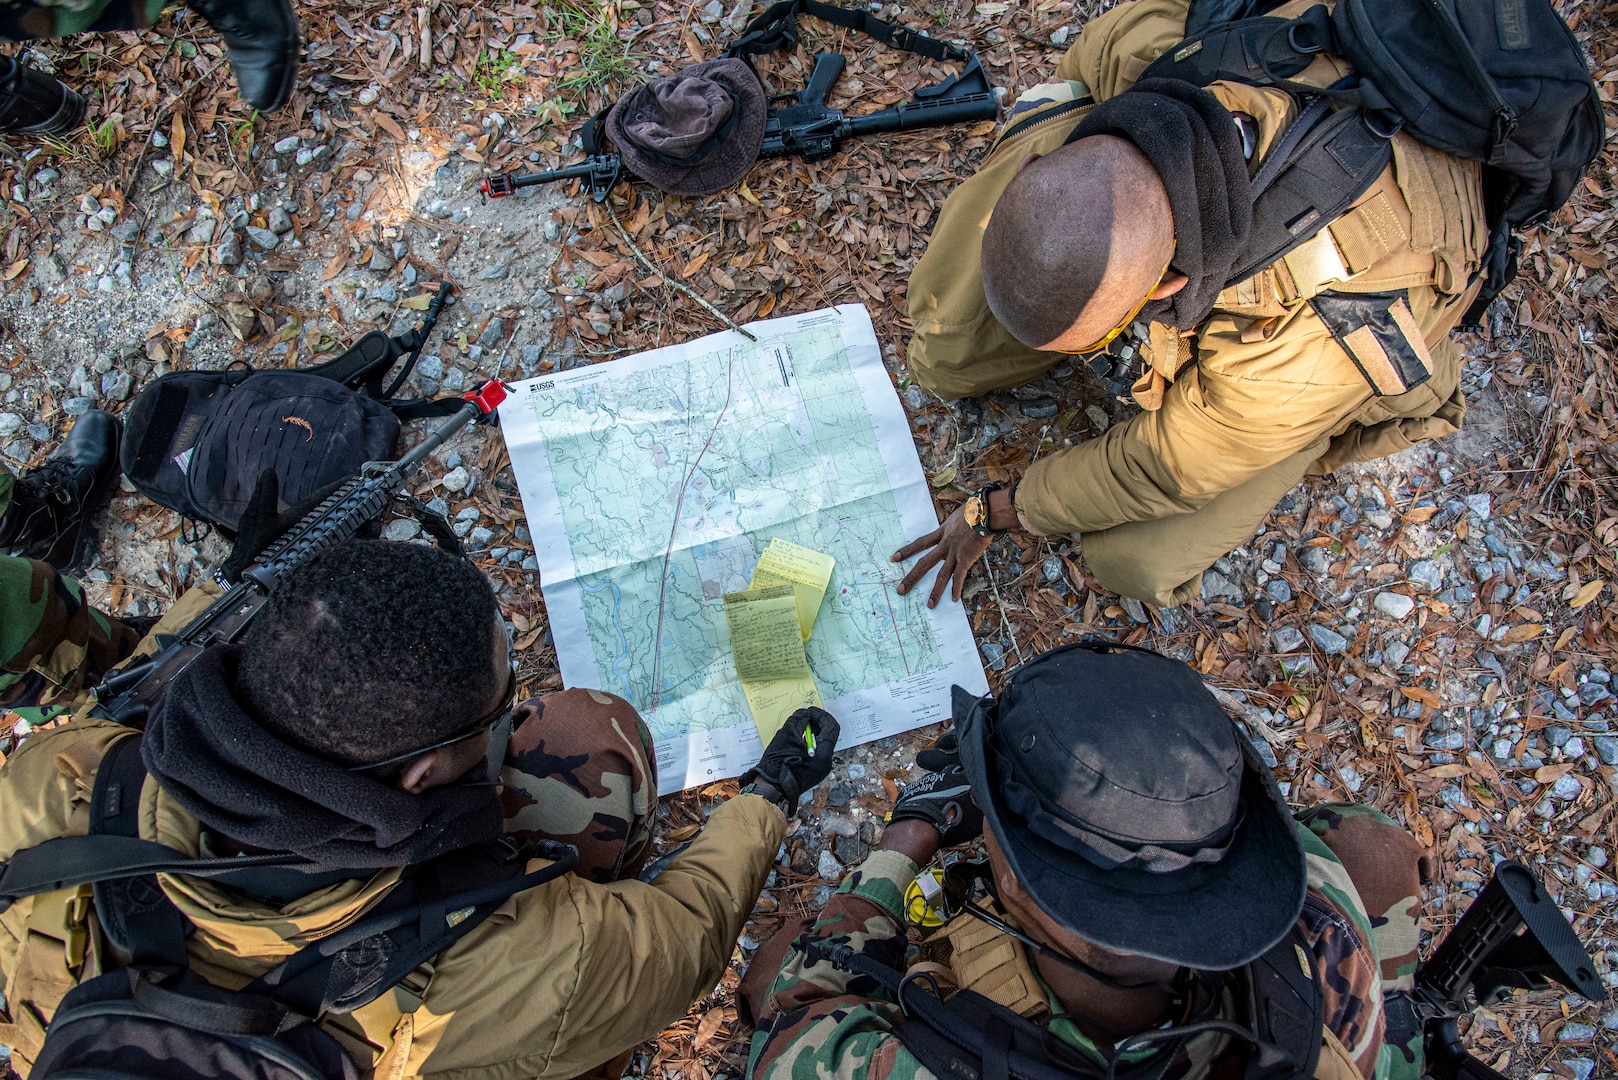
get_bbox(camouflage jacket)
[748,817,1412,1080]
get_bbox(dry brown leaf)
[373,113,408,141]
[1401,687,1441,708]
[1565,578,1605,609]
[1501,623,1544,644]
[1402,506,1439,524]
[322,249,349,281]
[1533,763,1577,784]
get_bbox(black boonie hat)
[606,58,766,196]
[955,641,1305,971]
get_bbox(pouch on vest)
[119,287,462,534]
[1142,0,1604,325]
[1308,291,1433,397]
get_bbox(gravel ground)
[3,0,1616,1076]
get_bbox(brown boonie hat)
[606,57,766,196]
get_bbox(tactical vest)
[988,0,1486,406]
[901,898,1336,1080]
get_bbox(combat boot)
[0,411,121,571]
[0,55,87,137]
[185,0,300,112]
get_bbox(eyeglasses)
[348,663,517,774]
[1057,246,1175,356]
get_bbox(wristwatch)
[963,481,1006,537]
[740,779,789,810]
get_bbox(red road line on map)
[881,572,911,676]
[650,349,736,710]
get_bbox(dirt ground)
[2,0,1616,1076]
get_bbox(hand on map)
[891,505,994,607]
[741,707,842,815]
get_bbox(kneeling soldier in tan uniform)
[891,0,1484,609]
[0,532,841,1079]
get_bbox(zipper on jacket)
[994,96,1093,150]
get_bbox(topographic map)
[503,305,986,793]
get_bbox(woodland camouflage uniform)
[0,0,164,42]
[0,469,140,730]
[748,806,1428,1080]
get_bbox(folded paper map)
[501,304,989,793]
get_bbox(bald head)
[981,135,1175,351]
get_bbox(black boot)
[185,0,300,112]
[0,411,122,571]
[0,55,87,137]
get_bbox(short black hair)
[238,539,504,766]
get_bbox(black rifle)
[481,3,998,202]
[1388,860,1608,1079]
[89,379,510,728]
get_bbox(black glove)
[740,707,840,815]
[914,730,959,773]
[889,735,982,847]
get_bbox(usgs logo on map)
[499,304,990,795]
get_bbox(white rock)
[441,466,470,493]
[1373,592,1415,620]
[817,848,843,881]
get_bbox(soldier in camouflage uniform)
[1,410,133,729]
[746,642,1429,1080]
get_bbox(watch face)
[964,495,986,529]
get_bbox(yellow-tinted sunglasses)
[1057,246,1175,356]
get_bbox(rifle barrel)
[845,93,999,135]
[480,160,603,197]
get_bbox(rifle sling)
[728,0,972,67]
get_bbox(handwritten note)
[723,585,822,741]
[749,539,836,640]
[725,586,811,680]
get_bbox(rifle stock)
[89,381,509,728]
[1403,861,1606,1079]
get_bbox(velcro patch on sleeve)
[1308,291,1434,397]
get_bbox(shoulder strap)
[248,839,579,1017]
[0,835,319,915]
[1242,921,1325,1079]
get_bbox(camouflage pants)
[0,553,140,718]
[500,687,659,885]
[1,0,166,43]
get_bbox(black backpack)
[1141,0,1604,325]
[0,735,577,1080]
[120,287,463,534]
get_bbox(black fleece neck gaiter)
[142,645,503,869]
[1065,77,1253,330]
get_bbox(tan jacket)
[906,0,1485,537]
[0,594,788,1080]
